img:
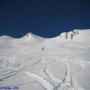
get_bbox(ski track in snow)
[22,60,83,90]
[22,61,83,90]
[0,56,84,90]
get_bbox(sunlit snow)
[0,29,90,90]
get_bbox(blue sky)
[0,0,90,38]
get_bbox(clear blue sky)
[0,0,90,38]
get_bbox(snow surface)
[0,29,90,90]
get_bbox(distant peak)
[22,32,45,42]
[22,32,38,40]
[25,32,34,38]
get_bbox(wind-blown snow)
[0,29,90,90]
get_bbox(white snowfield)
[0,29,90,90]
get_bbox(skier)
[42,47,44,52]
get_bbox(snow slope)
[0,29,90,90]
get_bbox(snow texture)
[0,29,90,90]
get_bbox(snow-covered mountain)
[0,29,90,90]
